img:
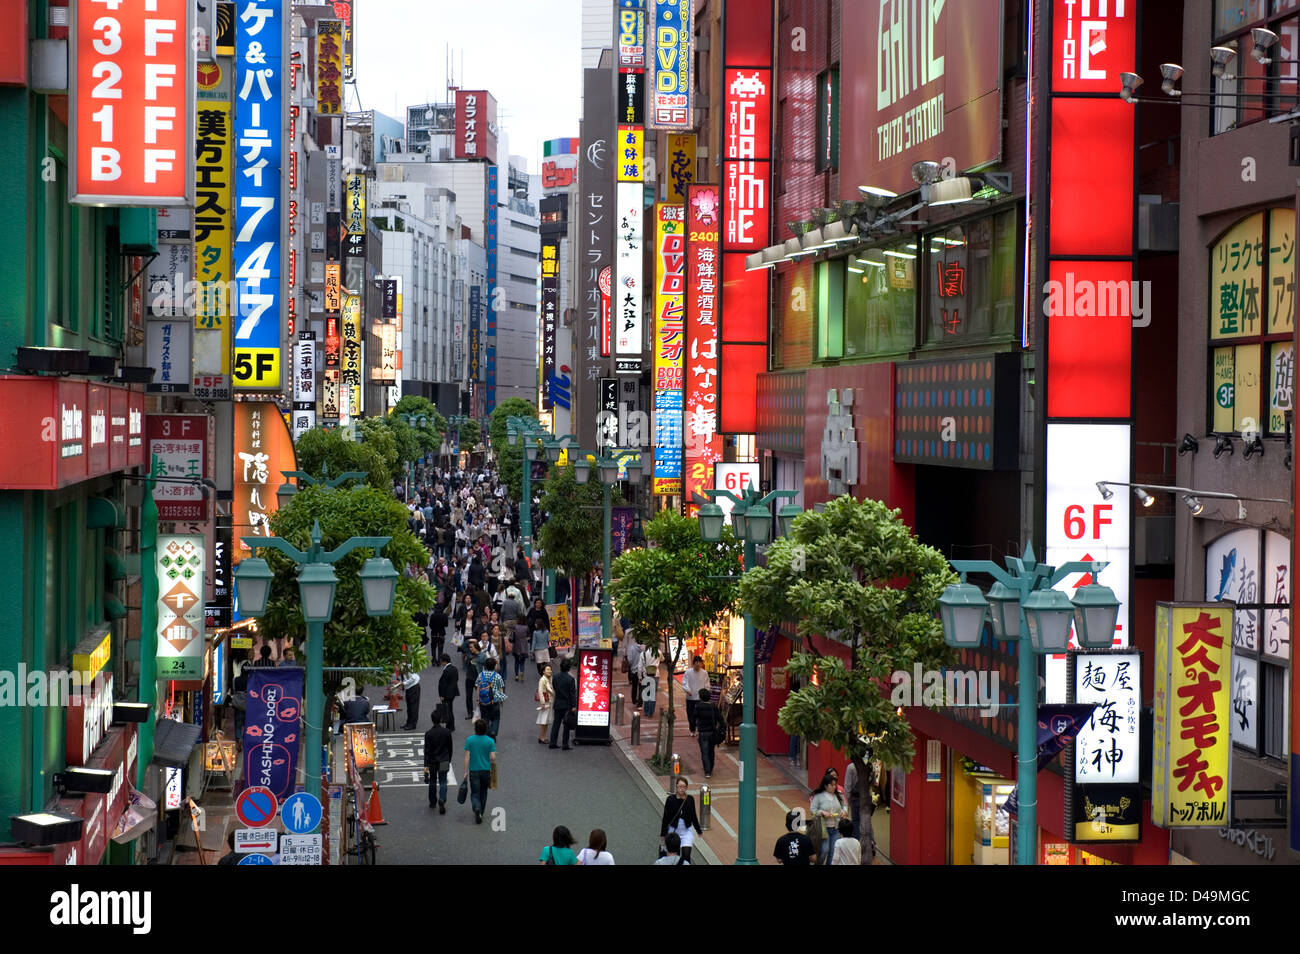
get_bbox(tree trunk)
[850,753,876,865]
[656,636,676,765]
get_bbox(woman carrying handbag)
[659,777,703,863]
[535,663,555,744]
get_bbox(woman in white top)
[535,664,554,743]
[576,828,615,865]
[810,768,849,865]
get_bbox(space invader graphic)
[821,389,859,496]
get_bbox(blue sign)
[238,852,275,865]
[281,792,323,834]
[486,164,499,411]
[653,388,683,480]
[242,666,304,801]
[233,0,285,389]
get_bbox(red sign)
[236,785,280,828]
[1052,0,1136,94]
[233,402,296,564]
[1049,99,1134,257]
[0,378,146,490]
[599,266,612,357]
[722,68,771,252]
[0,0,28,86]
[542,159,576,191]
[577,649,613,728]
[71,0,192,205]
[146,414,210,520]
[455,89,498,164]
[840,0,1002,200]
[1045,261,1133,419]
[685,184,723,515]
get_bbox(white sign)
[1073,652,1140,784]
[156,535,206,680]
[164,766,183,810]
[615,182,643,357]
[279,833,322,865]
[714,462,760,522]
[1045,423,1131,703]
[234,828,279,854]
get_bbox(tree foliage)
[391,395,448,442]
[536,463,604,581]
[609,511,743,763]
[737,494,956,856]
[458,419,482,448]
[257,484,434,695]
[488,398,538,502]
[294,425,392,490]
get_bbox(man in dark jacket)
[423,708,454,812]
[437,655,460,732]
[468,554,486,589]
[549,657,578,750]
[429,599,449,664]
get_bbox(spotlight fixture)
[1242,434,1265,459]
[910,160,943,185]
[799,227,827,251]
[783,237,811,260]
[1251,27,1279,64]
[1213,434,1234,458]
[53,767,115,795]
[1133,487,1155,508]
[858,184,898,199]
[1160,63,1184,96]
[1119,72,1143,103]
[1096,481,1114,501]
[1183,494,1205,516]
[1210,45,1236,78]
[922,177,974,206]
[858,248,886,267]
[821,219,857,245]
[1177,433,1200,456]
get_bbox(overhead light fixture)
[783,237,813,260]
[1119,72,1143,103]
[1210,46,1236,78]
[9,812,84,847]
[1183,494,1204,516]
[858,184,898,199]
[858,248,886,267]
[1160,63,1184,96]
[822,219,856,245]
[800,228,827,251]
[883,249,916,260]
[1095,481,1114,501]
[14,347,92,374]
[87,355,119,377]
[112,702,151,724]
[910,160,943,185]
[847,264,864,274]
[1213,434,1234,458]
[744,250,769,271]
[1251,27,1279,64]
[1133,487,1155,508]
[54,767,115,795]
[1178,433,1200,456]
[923,177,974,205]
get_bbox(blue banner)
[233,0,285,389]
[611,506,636,557]
[243,665,304,801]
[653,388,683,481]
[1003,703,1098,817]
[486,164,499,410]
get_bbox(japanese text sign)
[146,414,208,520]
[648,0,692,129]
[684,185,723,514]
[156,535,206,680]
[315,20,342,115]
[615,182,643,359]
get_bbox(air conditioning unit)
[1138,197,1179,251]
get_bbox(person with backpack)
[538,825,580,865]
[437,654,460,733]
[475,657,507,740]
[693,687,725,779]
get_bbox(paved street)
[366,657,671,865]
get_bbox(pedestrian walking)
[538,826,579,865]
[527,598,552,677]
[437,655,460,732]
[654,832,689,865]
[429,599,448,664]
[548,657,577,750]
[475,657,507,740]
[624,638,642,709]
[576,829,615,865]
[831,818,863,865]
[462,719,496,824]
[682,656,709,736]
[810,768,849,865]
[535,663,554,744]
[423,708,453,813]
[659,777,702,863]
[773,810,818,865]
[461,639,482,722]
[693,687,724,778]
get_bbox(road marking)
[707,801,737,839]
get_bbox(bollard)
[615,693,625,725]
[630,710,641,746]
[671,753,681,779]
[700,785,711,831]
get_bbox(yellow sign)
[232,347,281,388]
[231,636,253,649]
[1152,603,1232,828]
[548,603,573,655]
[345,174,367,237]
[1267,208,1295,334]
[73,632,112,681]
[341,295,362,416]
[204,739,237,773]
[665,133,696,202]
[194,102,232,346]
[315,20,344,116]
[1209,212,1263,340]
[616,125,644,183]
[325,262,341,312]
[1210,347,1234,433]
[653,203,685,394]
[1233,342,1261,433]
[1270,341,1294,434]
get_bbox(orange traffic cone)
[367,781,388,825]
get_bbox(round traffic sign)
[235,786,279,828]
[238,852,275,866]
[281,792,323,835]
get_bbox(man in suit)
[548,657,578,750]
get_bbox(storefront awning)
[150,719,201,768]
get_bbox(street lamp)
[936,543,1117,865]
[697,484,800,866]
[507,415,553,597]
[234,519,397,800]
[566,448,633,646]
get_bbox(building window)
[815,259,844,360]
[922,208,1019,346]
[1205,528,1290,759]
[816,68,839,173]
[843,242,917,357]
[1211,2,1300,133]
[1208,208,1294,436]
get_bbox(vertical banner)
[233,0,285,389]
[647,0,692,129]
[684,184,723,515]
[293,332,316,439]
[156,535,206,680]
[610,506,636,557]
[70,0,194,205]
[666,133,696,203]
[469,285,482,381]
[242,666,304,801]
[1066,652,1142,843]
[146,414,209,520]
[232,401,296,566]
[206,523,233,632]
[541,238,560,409]
[720,0,773,434]
[486,164,499,411]
[617,0,646,70]
[615,182,644,372]
[343,173,367,260]
[653,203,685,495]
[1152,604,1233,828]
[315,20,343,115]
[340,295,362,421]
[577,67,615,450]
[194,98,233,398]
